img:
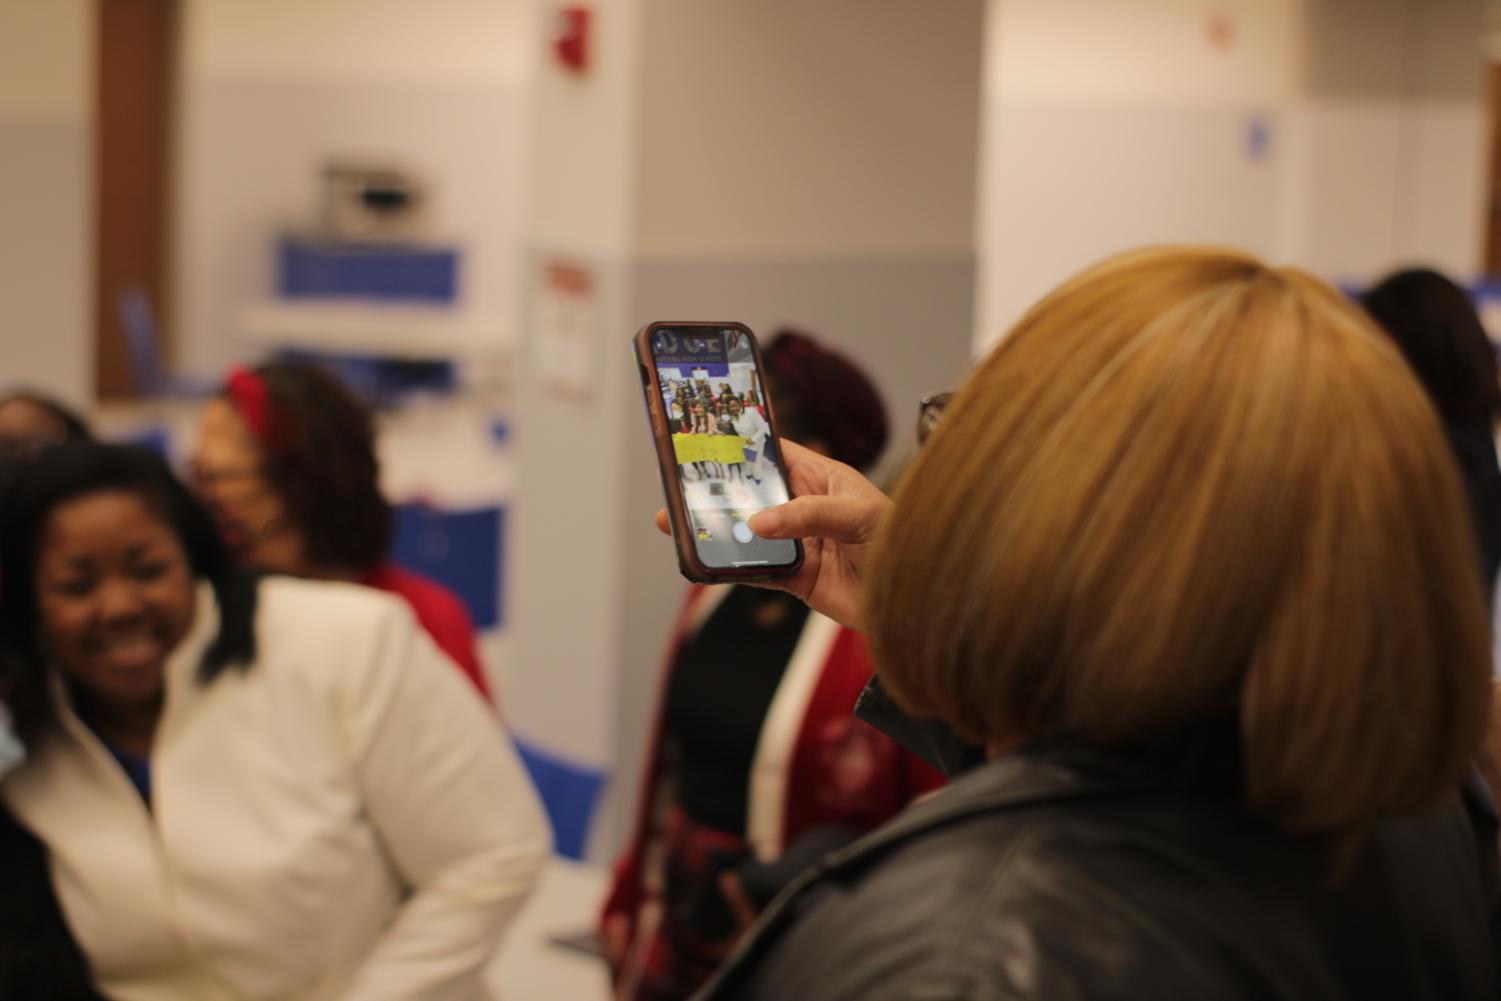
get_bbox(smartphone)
[634,321,804,583]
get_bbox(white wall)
[0,0,93,405]
[976,0,1489,350]
[527,2,643,259]
[977,0,1304,349]
[171,0,538,377]
[987,0,1305,105]
[634,0,980,260]
[1295,0,1489,283]
[180,0,534,87]
[510,0,645,779]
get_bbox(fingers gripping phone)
[634,322,804,583]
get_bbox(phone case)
[633,321,805,584]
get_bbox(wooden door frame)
[94,0,177,401]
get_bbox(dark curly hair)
[237,362,391,571]
[0,444,257,745]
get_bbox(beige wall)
[635,0,980,259]
[180,0,533,86]
[0,0,93,406]
[0,0,92,115]
[171,0,538,376]
[976,0,1489,350]
[989,0,1303,105]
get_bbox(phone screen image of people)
[650,328,797,570]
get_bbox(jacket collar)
[810,740,1165,876]
[853,675,985,777]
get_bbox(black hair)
[1363,269,1501,427]
[0,443,257,743]
[247,362,391,571]
[0,390,94,445]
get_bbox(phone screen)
[647,326,800,571]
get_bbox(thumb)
[749,494,882,544]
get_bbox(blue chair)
[389,502,506,631]
[511,738,607,860]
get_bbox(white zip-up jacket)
[2,577,551,1000]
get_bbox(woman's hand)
[654,439,892,630]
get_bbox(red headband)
[225,367,276,447]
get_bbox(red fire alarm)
[1206,13,1235,52]
[554,6,590,75]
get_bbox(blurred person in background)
[0,391,93,459]
[603,330,944,1001]
[1363,270,1501,814]
[0,391,102,999]
[191,361,491,700]
[0,390,93,496]
[685,249,1498,1000]
[1363,268,1501,598]
[1,676,103,1000]
[0,443,549,1000]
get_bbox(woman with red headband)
[191,362,491,700]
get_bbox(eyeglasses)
[916,392,953,446]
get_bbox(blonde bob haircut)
[868,246,1491,835]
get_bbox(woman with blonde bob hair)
[678,247,1501,1000]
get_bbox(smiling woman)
[1,445,255,750]
[36,492,197,744]
[0,444,549,1001]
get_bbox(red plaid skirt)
[622,807,750,1001]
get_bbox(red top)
[359,562,492,702]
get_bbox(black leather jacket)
[694,731,1501,1001]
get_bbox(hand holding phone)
[741,439,892,631]
[653,437,892,630]
[635,322,803,583]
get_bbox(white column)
[510,0,985,860]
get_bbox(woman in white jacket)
[726,397,771,485]
[0,443,551,1001]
